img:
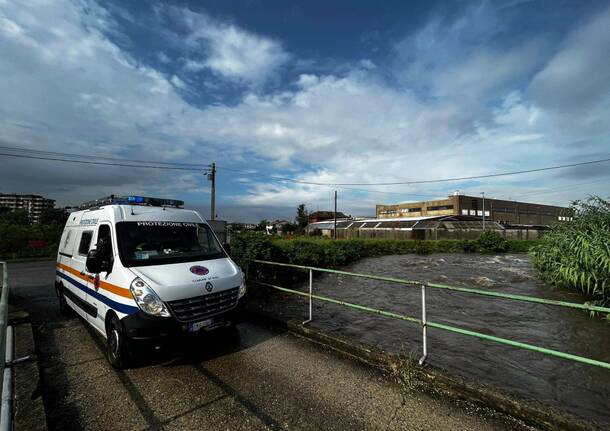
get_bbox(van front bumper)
[121,304,243,347]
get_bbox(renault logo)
[205,282,214,293]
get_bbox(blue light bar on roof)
[78,195,184,210]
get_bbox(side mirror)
[86,249,103,273]
[223,243,231,255]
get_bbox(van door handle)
[87,275,94,280]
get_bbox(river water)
[250,254,610,426]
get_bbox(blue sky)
[1,0,609,222]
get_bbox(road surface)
[9,261,531,430]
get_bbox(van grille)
[166,287,239,322]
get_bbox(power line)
[221,157,610,186]
[0,152,203,171]
[0,145,434,197]
[2,143,609,189]
[0,145,207,168]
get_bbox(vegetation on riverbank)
[231,231,539,284]
[532,197,610,309]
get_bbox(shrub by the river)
[476,230,509,253]
[532,197,610,308]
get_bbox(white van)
[54,195,246,368]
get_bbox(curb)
[246,308,599,431]
[9,311,47,431]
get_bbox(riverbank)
[231,232,540,277]
[246,253,610,427]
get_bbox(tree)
[295,203,308,233]
[39,208,69,225]
[0,208,30,225]
[255,219,269,231]
[282,223,297,234]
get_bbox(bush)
[532,197,610,308]
[506,240,539,253]
[476,230,508,253]
[0,222,63,260]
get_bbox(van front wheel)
[106,316,131,369]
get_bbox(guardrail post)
[0,262,9,427]
[0,325,12,431]
[419,283,428,365]
[303,269,313,325]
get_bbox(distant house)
[308,211,348,224]
[266,220,291,235]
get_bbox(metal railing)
[247,259,610,370]
[0,262,12,431]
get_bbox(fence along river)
[249,253,610,427]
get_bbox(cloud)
[161,6,290,85]
[529,7,610,112]
[0,0,608,220]
[392,2,549,110]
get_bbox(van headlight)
[238,274,247,298]
[130,277,170,317]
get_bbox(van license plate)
[188,319,213,333]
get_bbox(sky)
[1,0,609,222]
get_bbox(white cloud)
[164,6,290,85]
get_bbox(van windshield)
[116,221,226,267]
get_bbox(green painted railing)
[248,259,610,370]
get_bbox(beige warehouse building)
[376,194,572,226]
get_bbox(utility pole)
[334,190,337,240]
[481,192,485,230]
[205,162,216,220]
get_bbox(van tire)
[57,287,73,317]
[106,315,131,369]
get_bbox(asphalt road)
[9,261,532,431]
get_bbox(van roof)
[65,205,204,227]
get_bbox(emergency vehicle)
[55,195,246,368]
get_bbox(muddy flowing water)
[249,254,610,426]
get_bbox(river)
[249,253,610,427]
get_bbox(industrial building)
[0,193,55,224]
[376,193,572,226]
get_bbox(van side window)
[78,231,93,256]
[61,229,72,253]
[96,225,113,263]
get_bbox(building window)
[484,211,490,216]
[469,210,476,215]
[461,209,469,215]
[78,231,93,256]
[428,205,454,211]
